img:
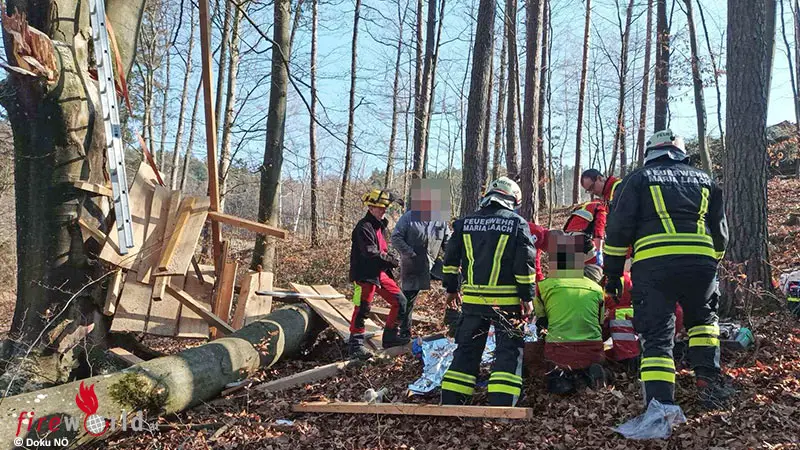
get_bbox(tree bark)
[481,35,494,189]
[0,305,319,448]
[385,2,406,189]
[722,0,775,315]
[214,0,232,140]
[413,0,437,180]
[493,18,507,180]
[504,0,520,179]
[573,0,591,203]
[696,0,726,160]
[412,0,424,178]
[310,0,321,246]
[219,4,243,213]
[537,0,550,209]
[654,0,669,130]
[158,49,171,171]
[252,0,291,271]
[170,3,195,190]
[336,0,361,238]
[684,0,711,174]
[181,81,203,191]
[520,0,544,220]
[611,0,635,177]
[460,0,496,215]
[636,0,654,168]
[0,0,145,390]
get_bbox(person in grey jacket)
[391,179,452,340]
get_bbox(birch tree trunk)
[654,0,670,130]
[310,0,321,246]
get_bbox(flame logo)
[75,381,108,436]
[75,382,99,415]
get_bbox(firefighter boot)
[696,375,735,410]
[381,327,410,349]
[348,334,374,360]
[586,363,607,390]
[546,370,576,394]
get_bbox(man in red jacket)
[580,169,621,205]
[564,199,607,266]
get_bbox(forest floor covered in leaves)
[82,178,800,448]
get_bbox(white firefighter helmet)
[644,129,688,164]
[480,176,522,211]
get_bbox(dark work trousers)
[631,257,721,405]
[399,289,420,338]
[441,306,525,406]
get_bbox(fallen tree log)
[0,304,319,448]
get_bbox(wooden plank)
[291,402,534,419]
[145,275,186,336]
[99,162,158,270]
[211,242,237,339]
[103,270,124,316]
[77,218,106,244]
[152,191,182,300]
[178,265,216,338]
[197,0,223,265]
[254,360,356,393]
[166,286,235,335]
[291,283,353,341]
[108,347,144,366]
[71,180,113,197]
[232,271,273,329]
[369,306,437,325]
[312,285,382,349]
[206,211,288,239]
[110,279,153,333]
[156,197,193,272]
[156,196,211,276]
[137,185,171,283]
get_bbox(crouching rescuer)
[348,189,409,359]
[603,129,732,409]
[440,177,537,407]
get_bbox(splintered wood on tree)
[232,271,274,329]
[103,270,124,316]
[78,218,106,245]
[153,190,183,300]
[146,275,186,336]
[99,162,160,270]
[70,180,113,196]
[166,285,236,335]
[156,196,211,276]
[179,264,216,338]
[110,279,154,333]
[291,402,534,419]
[138,185,171,283]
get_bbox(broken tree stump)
[0,304,321,448]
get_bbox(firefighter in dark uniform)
[440,177,537,407]
[603,129,732,409]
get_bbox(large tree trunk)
[610,0,635,177]
[0,305,319,448]
[336,0,361,238]
[481,36,494,189]
[170,3,196,190]
[460,0,495,215]
[219,4,243,213]
[722,0,775,316]
[654,0,669,130]
[252,0,291,271]
[504,0,520,179]
[536,0,550,210]
[214,0,232,139]
[572,0,591,203]
[310,0,321,246]
[493,19,507,180]
[423,0,447,177]
[636,0,654,168]
[158,49,171,171]
[0,0,145,391]
[520,0,544,221]
[684,0,711,175]
[412,0,437,180]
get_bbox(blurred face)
[368,205,387,220]
[581,176,605,197]
[410,179,451,222]
[547,232,585,279]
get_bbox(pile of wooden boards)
[81,162,279,338]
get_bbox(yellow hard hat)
[362,189,395,208]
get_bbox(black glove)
[605,276,623,303]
